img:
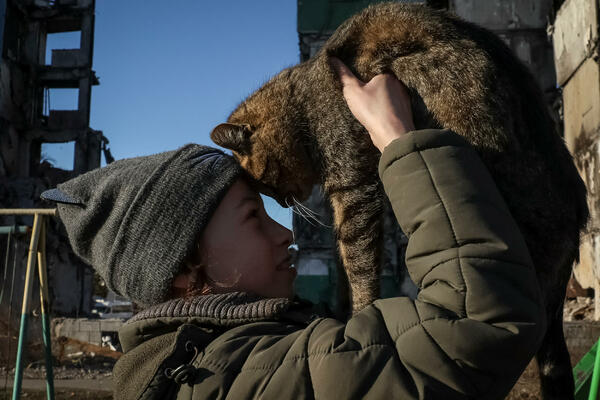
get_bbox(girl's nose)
[284,227,293,247]
[270,217,293,247]
[278,224,293,248]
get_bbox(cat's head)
[211,75,317,208]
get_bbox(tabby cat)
[210,3,588,399]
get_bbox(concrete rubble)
[565,297,596,322]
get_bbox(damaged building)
[0,0,110,346]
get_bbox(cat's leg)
[329,183,383,314]
[334,252,351,320]
[536,257,575,400]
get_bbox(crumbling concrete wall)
[450,0,557,97]
[552,0,600,317]
[0,0,103,334]
[0,52,28,177]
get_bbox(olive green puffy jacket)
[114,129,546,399]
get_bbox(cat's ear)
[210,123,253,155]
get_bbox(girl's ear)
[210,123,253,155]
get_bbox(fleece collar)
[118,292,322,352]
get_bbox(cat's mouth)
[250,181,291,208]
[277,193,295,209]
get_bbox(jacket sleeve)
[301,129,546,399]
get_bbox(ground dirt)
[0,389,112,399]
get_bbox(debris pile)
[0,336,121,380]
[564,297,595,322]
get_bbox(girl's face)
[174,177,296,299]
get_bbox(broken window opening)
[45,31,81,65]
[44,88,79,112]
[41,141,75,171]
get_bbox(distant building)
[0,0,109,320]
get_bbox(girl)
[42,59,545,399]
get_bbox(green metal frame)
[574,337,600,399]
[1,209,56,400]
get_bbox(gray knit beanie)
[40,144,242,307]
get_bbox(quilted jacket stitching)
[415,148,467,317]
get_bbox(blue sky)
[42,0,300,228]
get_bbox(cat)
[210,3,588,399]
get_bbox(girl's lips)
[276,256,294,271]
[280,264,298,278]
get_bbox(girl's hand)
[330,57,415,153]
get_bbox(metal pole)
[12,214,42,400]
[1,229,12,304]
[0,209,56,216]
[37,219,54,400]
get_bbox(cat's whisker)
[294,199,324,222]
[293,201,319,220]
[285,198,314,226]
[290,195,322,218]
[286,197,316,226]
[292,196,331,228]
[286,197,318,227]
